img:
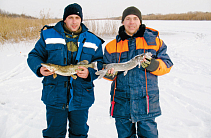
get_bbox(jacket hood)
[118,24,146,41]
[116,24,160,46]
[144,27,159,37]
[117,24,160,41]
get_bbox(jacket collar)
[118,24,146,41]
[53,21,88,35]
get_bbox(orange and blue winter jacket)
[103,24,173,122]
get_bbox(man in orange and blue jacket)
[103,6,173,138]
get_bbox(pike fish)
[41,60,97,79]
[95,52,152,79]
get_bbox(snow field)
[0,20,211,138]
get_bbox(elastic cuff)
[146,58,159,72]
[36,67,43,77]
[103,74,117,81]
[83,73,91,82]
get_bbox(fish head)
[41,63,58,72]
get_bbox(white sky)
[0,0,211,19]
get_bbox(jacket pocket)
[80,80,95,107]
[80,48,95,62]
[72,79,95,107]
[148,92,160,113]
[132,91,160,115]
[112,98,130,118]
[42,82,57,105]
[45,44,64,63]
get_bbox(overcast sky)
[0,0,211,19]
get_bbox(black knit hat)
[122,6,142,23]
[63,3,83,21]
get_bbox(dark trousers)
[43,106,89,138]
[115,118,158,138]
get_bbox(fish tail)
[95,69,107,79]
[91,61,98,71]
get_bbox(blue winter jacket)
[27,21,103,111]
[103,25,173,122]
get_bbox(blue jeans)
[115,118,158,138]
[43,106,89,138]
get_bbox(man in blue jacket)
[104,6,173,138]
[27,3,104,138]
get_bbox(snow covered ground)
[0,20,211,138]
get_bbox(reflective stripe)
[83,42,98,51]
[45,38,66,44]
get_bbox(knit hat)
[63,3,83,21]
[122,6,142,23]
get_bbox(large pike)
[95,52,152,79]
[41,60,97,79]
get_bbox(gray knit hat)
[122,6,142,23]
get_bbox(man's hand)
[76,66,89,79]
[107,68,114,74]
[40,66,54,76]
[106,68,118,77]
[141,55,152,68]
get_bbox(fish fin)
[77,60,89,65]
[95,69,107,79]
[53,73,57,79]
[124,70,128,76]
[71,74,77,79]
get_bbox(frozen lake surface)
[0,20,211,138]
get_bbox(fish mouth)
[41,63,48,68]
[41,63,45,66]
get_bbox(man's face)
[122,15,141,36]
[64,14,81,32]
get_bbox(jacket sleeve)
[103,46,112,64]
[101,44,117,81]
[150,40,173,76]
[87,40,104,81]
[27,33,47,77]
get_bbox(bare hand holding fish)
[76,66,89,79]
[40,66,54,76]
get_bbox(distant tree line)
[1,9,211,20]
[1,9,210,44]
[0,9,37,19]
[105,11,211,20]
[143,12,211,20]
